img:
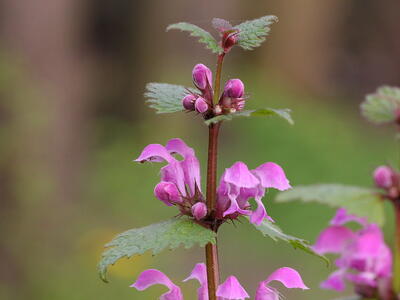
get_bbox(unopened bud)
[154,181,182,206]
[223,79,244,98]
[191,202,207,220]
[195,97,209,113]
[182,94,196,111]
[373,166,393,189]
[222,31,238,53]
[192,64,213,90]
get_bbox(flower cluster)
[182,64,246,117]
[135,138,291,226]
[374,165,400,199]
[131,263,308,300]
[313,208,392,299]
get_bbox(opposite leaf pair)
[131,263,308,300]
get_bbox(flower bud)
[195,97,209,113]
[373,166,393,189]
[154,181,182,206]
[221,31,238,53]
[182,94,196,111]
[192,64,212,90]
[191,202,207,220]
[223,79,244,98]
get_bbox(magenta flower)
[373,165,394,190]
[313,208,392,297]
[135,138,291,225]
[130,269,184,300]
[218,79,246,113]
[131,263,308,300]
[216,161,291,225]
[182,64,249,116]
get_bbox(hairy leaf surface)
[249,218,329,266]
[361,86,400,124]
[145,83,195,114]
[167,22,222,53]
[98,218,216,282]
[276,184,384,225]
[234,15,278,50]
[205,108,293,125]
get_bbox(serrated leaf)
[145,83,195,114]
[248,218,330,266]
[205,108,293,125]
[234,15,278,50]
[361,85,400,124]
[167,22,223,54]
[276,184,384,225]
[98,218,216,282]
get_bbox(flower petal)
[183,263,208,300]
[216,276,250,299]
[250,195,274,225]
[255,283,280,300]
[223,162,259,188]
[313,225,356,255]
[320,269,346,291]
[154,181,182,206]
[166,138,201,196]
[134,144,174,163]
[330,208,367,227]
[265,267,309,289]
[166,138,195,158]
[252,162,291,191]
[130,269,184,300]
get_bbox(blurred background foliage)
[0,0,400,299]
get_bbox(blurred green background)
[1,0,400,299]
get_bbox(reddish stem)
[204,53,225,300]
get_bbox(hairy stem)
[204,53,225,300]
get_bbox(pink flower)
[313,208,392,297]
[219,79,246,113]
[193,64,213,91]
[135,138,291,225]
[216,162,291,225]
[195,97,209,113]
[183,94,197,111]
[373,166,394,189]
[131,269,184,300]
[132,264,308,300]
[192,202,207,220]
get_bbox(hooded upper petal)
[264,267,309,289]
[135,144,174,163]
[330,208,367,227]
[313,225,356,255]
[222,162,260,188]
[255,267,308,300]
[252,162,291,191]
[216,276,250,299]
[183,263,208,300]
[320,269,346,291]
[130,269,184,300]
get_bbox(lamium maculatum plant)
[277,86,400,300]
[98,16,327,300]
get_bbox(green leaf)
[276,184,384,225]
[234,15,278,50]
[167,22,222,54]
[145,83,195,114]
[205,108,293,125]
[361,85,400,124]
[98,218,216,282]
[248,218,330,266]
